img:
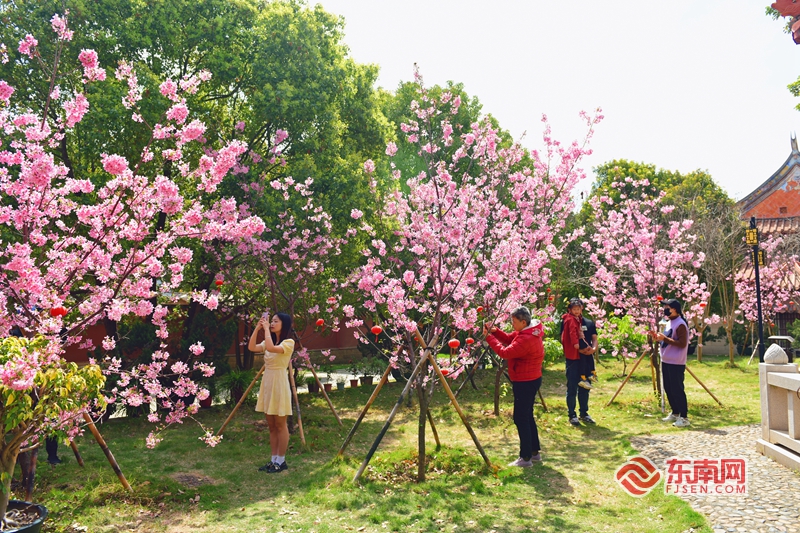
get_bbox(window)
[780,206,788,214]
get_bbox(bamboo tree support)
[337,364,392,457]
[685,365,723,406]
[426,352,492,469]
[605,351,648,407]
[82,412,132,492]
[426,409,441,449]
[217,366,265,436]
[353,346,434,482]
[69,440,84,467]
[307,364,342,427]
[287,361,306,446]
[454,347,488,398]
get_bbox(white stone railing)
[758,362,800,470]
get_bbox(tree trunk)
[417,381,428,483]
[0,446,21,522]
[696,329,704,362]
[726,323,736,365]
[493,362,503,417]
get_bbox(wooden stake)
[605,352,648,407]
[82,412,132,492]
[287,361,306,446]
[308,364,342,427]
[426,409,441,449]
[69,440,84,467]
[337,364,392,457]
[353,349,433,482]
[426,352,492,469]
[685,365,723,406]
[217,366,265,436]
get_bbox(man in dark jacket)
[562,298,598,427]
[485,306,544,467]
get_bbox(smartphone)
[261,312,269,320]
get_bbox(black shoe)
[258,461,273,472]
[569,417,581,427]
[48,456,62,465]
[267,461,287,473]
[580,415,596,424]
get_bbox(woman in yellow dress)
[248,311,294,473]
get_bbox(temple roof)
[738,135,800,219]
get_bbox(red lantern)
[699,302,706,308]
[50,307,67,317]
[548,296,554,301]
[316,318,325,327]
[656,295,664,301]
[546,288,551,293]
[448,339,460,350]
[441,369,450,377]
[466,337,475,345]
[215,280,224,287]
[476,306,484,313]
[371,325,383,341]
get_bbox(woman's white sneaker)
[673,416,691,428]
[662,413,678,423]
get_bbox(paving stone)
[631,425,800,533]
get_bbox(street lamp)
[748,217,766,363]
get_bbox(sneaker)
[590,372,599,382]
[578,380,592,390]
[569,417,581,427]
[530,454,542,462]
[267,461,288,473]
[507,457,533,468]
[258,461,274,472]
[662,413,678,423]
[673,417,691,428]
[47,456,62,465]
[579,415,596,424]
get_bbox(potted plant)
[199,377,217,408]
[321,363,334,393]
[219,368,256,404]
[348,360,361,388]
[305,375,319,394]
[359,358,376,387]
[0,335,106,531]
[336,375,346,391]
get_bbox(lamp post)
[746,217,766,363]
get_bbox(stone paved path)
[631,425,800,533]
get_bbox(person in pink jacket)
[484,306,544,467]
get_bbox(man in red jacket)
[485,306,544,467]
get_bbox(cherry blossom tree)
[584,177,714,396]
[735,235,800,338]
[0,13,265,473]
[346,70,601,481]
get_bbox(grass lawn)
[30,354,761,533]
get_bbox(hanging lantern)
[441,369,450,377]
[546,288,551,293]
[477,306,484,313]
[215,280,224,287]
[465,337,475,345]
[371,325,383,341]
[548,296,554,302]
[50,307,67,317]
[656,295,664,301]
[448,339,460,350]
[699,302,706,309]
[316,318,325,327]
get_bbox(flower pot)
[323,383,333,393]
[199,396,213,408]
[3,500,48,533]
[336,381,345,391]
[307,382,319,394]
[360,376,373,387]
[350,379,359,388]
[231,386,244,405]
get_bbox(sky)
[317,0,799,201]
